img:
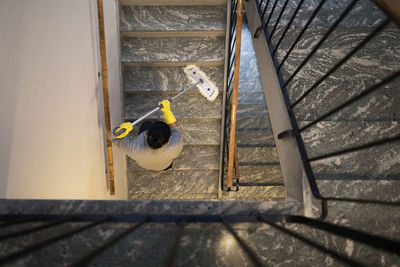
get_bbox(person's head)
[146,121,171,149]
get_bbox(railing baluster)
[290,18,390,109]
[283,0,359,88]
[278,0,328,70]
[261,0,270,19]
[273,0,305,56]
[72,220,146,267]
[298,70,400,133]
[264,0,278,29]
[269,0,290,41]
[221,217,264,267]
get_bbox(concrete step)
[127,145,219,170]
[236,128,275,146]
[120,5,225,34]
[237,147,279,164]
[124,92,222,120]
[122,65,224,93]
[120,0,226,6]
[121,36,225,64]
[236,103,269,117]
[237,165,284,185]
[236,116,272,129]
[128,169,219,200]
[222,185,286,200]
[310,141,400,179]
[124,118,221,145]
[237,91,266,105]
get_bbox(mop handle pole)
[131,80,201,127]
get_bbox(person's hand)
[158,100,176,124]
[111,123,133,139]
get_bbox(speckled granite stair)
[123,65,224,92]
[121,36,225,64]
[120,5,225,36]
[128,170,218,200]
[120,1,225,200]
[124,92,222,120]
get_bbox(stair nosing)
[121,30,225,38]
[122,61,224,67]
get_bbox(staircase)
[0,0,399,265]
[222,20,286,200]
[120,1,226,200]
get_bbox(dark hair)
[147,121,171,149]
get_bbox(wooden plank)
[97,0,115,195]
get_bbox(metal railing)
[1,213,399,266]
[223,0,244,191]
[251,0,400,216]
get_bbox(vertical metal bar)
[0,219,107,265]
[278,0,327,70]
[298,70,400,133]
[261,0,271,19]
[273,0,305,56]
[290,18,390,109]
[227,0,244,189]
[221,218,264,267]
[165,220,187,267]
[283,0,359,88]
[72,221,146,267]
[97,0,115,195]
[219,0,233,199]
[269,0,290,41]
[265,0,278,29]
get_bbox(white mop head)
[184,65,219,102]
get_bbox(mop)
[112,65,219,138]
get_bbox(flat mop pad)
[184,65,219,102]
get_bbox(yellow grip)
[158,100,176,124]
[113,122,133,139]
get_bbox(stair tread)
[128,169,219,200]
[120,0,226,6]
[120,5,226,32]
[124,93,222,120]
[237,147,279,164]
[236,104,269,117]
[236,116,272,129]
[128,145,219,170]
[123,65,224,93]
[236,129,275,146]
[237,165,284,184]
[124,119,221,145]
[121,36,225,63]
[222,185,286,200]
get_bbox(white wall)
[0,0,125,199]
